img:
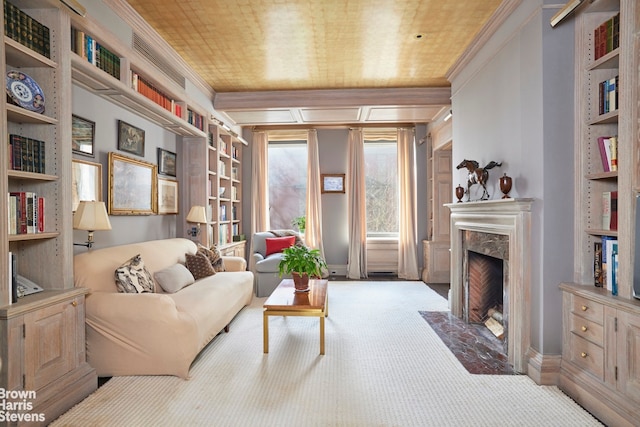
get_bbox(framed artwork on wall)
[321,173,346,194]
[71,159,102,212]
[158,178,178,214]
[158,148,177,177]
[117,120,145,157]
[71,115,95,157]
[108,152,157,215]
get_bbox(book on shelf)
[131,72,179,114]
[594,241,603,287]
[598,76,619,115]
[187,109,205,131]
[594,12,620,60]
[8,134,46,174]
[8,192,44,235]
[3,0,50,58]
[601,236,618,292]
[602,191,618,231]
[596,135,618,172]
[71,27,121,80]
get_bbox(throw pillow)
[114,254,155,293]
[185,252,216,280]
[154,263,195,293]
[265,236,296,256]
[196,244,226,272]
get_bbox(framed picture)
[117,120,145,156]
[71,115,95,157]
[108,152,157,215]
[71,159,102,212]
[158,178,178,214]
[158,148,177,177]
[321,173,346,194]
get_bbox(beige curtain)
[347,128,367,279]
[397,128,419,280]
[305,130,324,255]
[249,130,269,273]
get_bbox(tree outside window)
[268,142,307,230]
[364,140,398,237]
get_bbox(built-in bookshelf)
[1,0,97,421]
[559,1,640,425]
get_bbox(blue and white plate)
[6,70,45,114]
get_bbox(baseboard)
[526,348,561,385]
[327,264,347,277]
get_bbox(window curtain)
[397,127,419,280]
[305,129,324,256]
[347,128,367,279]
[249,130,269,273]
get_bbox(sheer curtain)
[306,130,324,255]
[347,128,367,279]
[249,130,269,273]
[397,128,419,279]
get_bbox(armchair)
[252,230,303,297]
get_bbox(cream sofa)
[73,238,253,379]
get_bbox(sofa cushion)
[265,236,296,256]
[185,252,216,280]
[114,254,155,293]
[200,244,226,272]
[255,253,285,273]
[154,263,195,293]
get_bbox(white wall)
[450,1,575,354]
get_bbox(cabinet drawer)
[571,295,603,324]
[569,334,604,380]
[570,313,604,346]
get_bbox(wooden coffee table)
[263,279,329,355]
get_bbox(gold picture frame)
[321,173,346,193]
[71,158,102,212]
[108,152,157,215]
[158,177,178,214]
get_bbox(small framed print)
[72,115,95,157]
[158,148,177,177]
[321,173,345,194]
[158,177,178,214]
[108,152,157,215]
[117,120,145,157]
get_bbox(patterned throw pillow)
[114,254,155,293]
[196,243,226,272]
[185,252,216,280]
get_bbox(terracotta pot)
[292,272,310,291]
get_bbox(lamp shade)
[73,201,112,231]
[186,205,207,224]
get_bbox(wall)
[242,126,430,274]
[450,0,575,355]
[72,85,180,252]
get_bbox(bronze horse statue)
[456,159,502,201]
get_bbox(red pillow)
[265,236,296,256]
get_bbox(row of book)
[187,109,205,131]
[602,190,618,231]
[132,72,182,118]
[219,224,230,245]
[3,0,50,58]
[593,12,620,61]
[594,236,618,295]
[71,27,121,80]
[8,134,46,174]
[598,76,618,115]
[597,135,618,172]
[8,192,45,235]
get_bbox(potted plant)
[278,244,327,291]
[291,215,306,234]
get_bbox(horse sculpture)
[456,159,502,201]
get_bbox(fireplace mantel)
[445,198,534,373]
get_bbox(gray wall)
[450,1,574,354]
[72,85,181,253]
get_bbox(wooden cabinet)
[0,289,96,426]
[560,284,640,426]
[219,241,246,258]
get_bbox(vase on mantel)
[499,173,512,199]
[455,185,465,203]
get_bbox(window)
[364,139,398,238]
[268,141,307,230]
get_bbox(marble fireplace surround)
[446,199,533,373]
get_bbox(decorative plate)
[6,70,45,114]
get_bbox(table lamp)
[186,205,207,237]
[73,201,112,249]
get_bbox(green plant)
[278,245,327,278]
[291,215,306,233]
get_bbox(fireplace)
[446,199,533,373]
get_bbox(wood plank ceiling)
[125,0,503,126]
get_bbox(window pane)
[364,141,398,237]
[268,142,307,230]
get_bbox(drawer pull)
[581,305,588,311]
[71,300,78,307]
[581,326,588,332]
[581,352,588,358]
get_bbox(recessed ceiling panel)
[366,106,445,122]
[224,109,297,125]
[300,108,361,123]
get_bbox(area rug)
[419,311,514,375]
[52,281,602,427]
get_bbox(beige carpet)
[52,281,602,426]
